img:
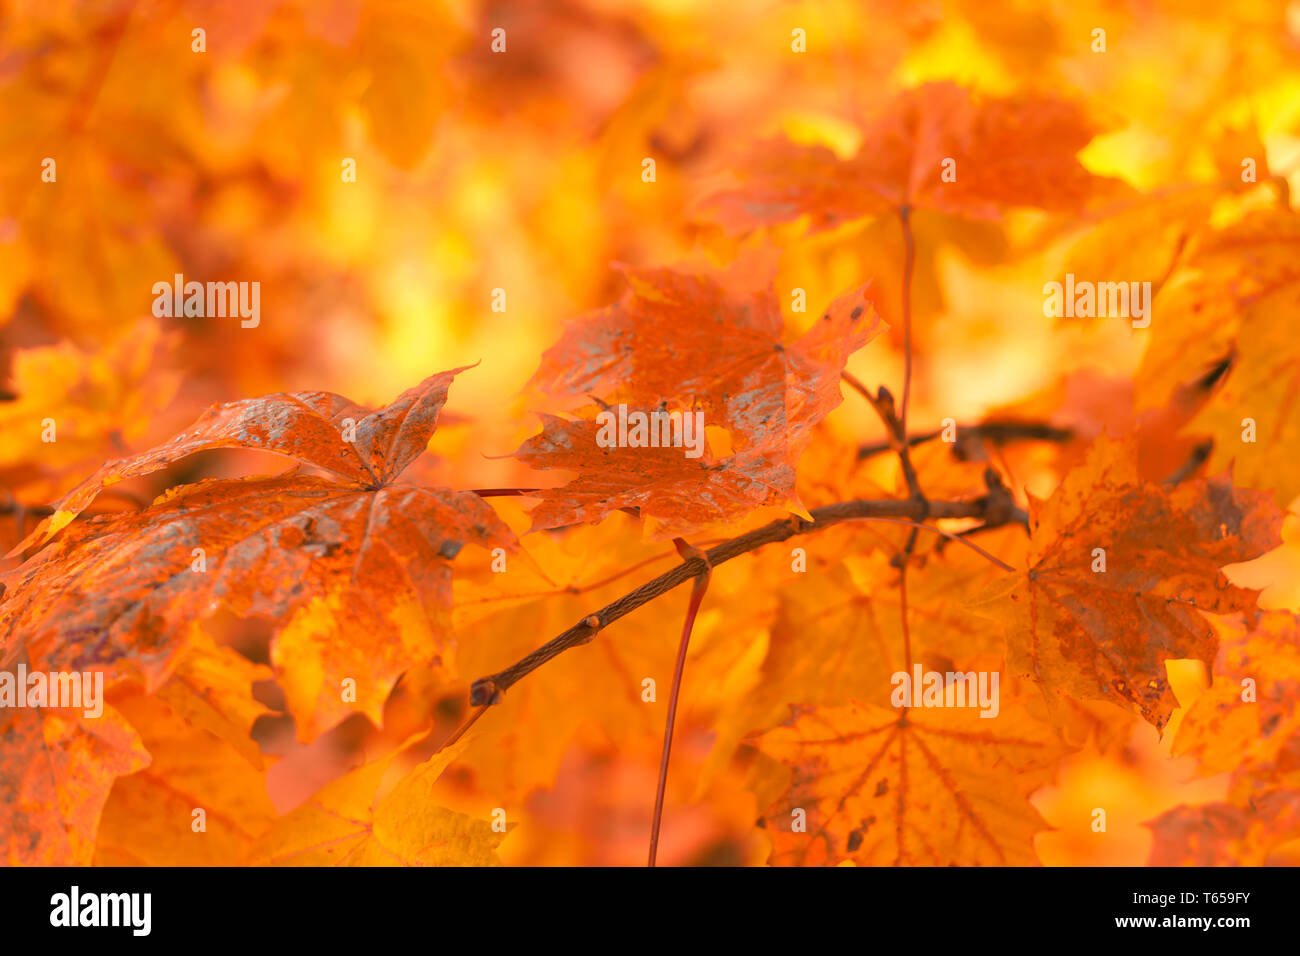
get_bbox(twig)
[856,421,1074,460]
[843,373,924,499]
[469,494,990,706]
[841,374,927,570]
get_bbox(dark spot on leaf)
[846,815,875,852]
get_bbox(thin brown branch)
[457,539,726,609]
[469,494,991,706]
[843,372,924,500]
[856,421,1074,460]
[856,430,939,459]
[841,372,926,575]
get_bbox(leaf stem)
[855,421,1074,461]
[898,204,916,430]
[899,562,913,679]
[859,517,1015,571]
[439,704,487,750]
[648,539,712,867]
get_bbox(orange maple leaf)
[1146,789,1300,866]
[0,704,150,865]
[1146,612,1300,865]
[1173,611,1300,784]
[980,435,1284,731]
[701,81,1125,233]
[250,743,508,866]
[512,412,795,534]
[1,368,516,735]
[755,699,1068,866]
[16,367,474,552]
[1137,209,1300,506]
[527,260,883,460]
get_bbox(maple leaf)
[735,549,1008,733]
[1147,612,1300,866]
[1146,789,1300,866]
[526,259,883,461]
[152,625,275,768]
[0,318,179,501]
[755,699,1068,866]
[701,81,1124,234]
[0,149,179,336]
[979,435,1284,731]
[708,544,1037,789]
[0,703,150,865]
[17,367,473,551]
[91,684,277,866]
[978,367,1207,485]
[1,369,516,736]
[356,0,464,169]
[511,411,795,534]
[1137,209,1300,506]
[251,744,508,866]
[1173,611,1300,784]
[1037,188,1217,302]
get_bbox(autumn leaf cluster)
[3,0,1300,867]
